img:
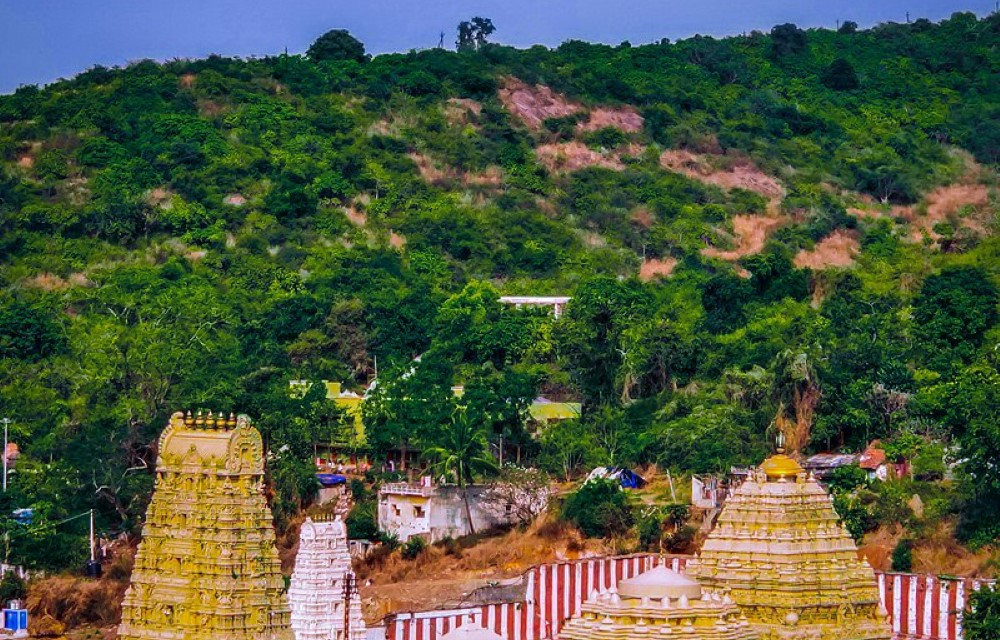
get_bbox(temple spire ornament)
[118,411,293,640]
[685,451,891,640]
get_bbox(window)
[414,505,426,518]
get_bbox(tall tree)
[307,29,367,63]
[424,408,496,534]
[457,17,496,51]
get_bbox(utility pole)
[342,571,357,640]
[2,418,10,492]
[89,510,96,564]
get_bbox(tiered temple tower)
[288,516,366,640]
[685,451,892,640]
[559,563,756,640]
[118,411,293,640]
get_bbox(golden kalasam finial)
[196,410,205,428]
[185,410,194,426]
[228,413,237,428]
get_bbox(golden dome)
[760,452,803,480]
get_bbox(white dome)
[618,566,702,600]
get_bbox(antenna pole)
[2,418,9,492]
[89,509,96,563]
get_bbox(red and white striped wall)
[383,554,994,640]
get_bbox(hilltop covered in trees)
[0,13,997,571]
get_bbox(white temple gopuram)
[288,515,366,640]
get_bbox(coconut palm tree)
[424,408,497,534]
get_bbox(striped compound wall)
[383,554,994,640]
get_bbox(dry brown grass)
[27,575,128,630]
[535,142,645,173]
[23,272,94,291]
[702,214,786,261]
[639,257,678,281]
[344,207,367,227]
[357,515,609,621]
[409,152,503,189]
[659,150,784,200]
[579,106,644,133]
[443,98,483,126]
[794,230,860,269]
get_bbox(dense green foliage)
[561,478,634,538]
[0,14,998,569]
[965,585,1000,640]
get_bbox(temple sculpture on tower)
[685,449,892,640]
[118,411,293,640]
[288,515,366,640]
[558,563,756,640]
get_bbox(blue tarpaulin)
[316,474,347,487]
[585,466,647,489]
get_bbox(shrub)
[891,539,913,572]
[401,536,427,560]
[345,500,379,540]
[561,478,634,538]
[637,511,664,550]
[964,585,1000,640]
[0,571,26,605]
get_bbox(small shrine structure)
[288,515,366,640]
[685,450,892,640]
[558,563,755,640]
[118,411,293,640]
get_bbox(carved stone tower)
[118,411,293,640]
[685,451,892,640]
[288,516,366,640]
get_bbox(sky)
[0,0,994,94]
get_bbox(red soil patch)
[498,77,584,130]
[639,257,678,281]
[223,194,247,206]
[579,106,644,133]
[660,150,783,200]
[344,207,367,227]
[850,183,993,244]
[702,214,786,261]
[535,142,644,173]
[16,154,34,169]
[794,230,860,269]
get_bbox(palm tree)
[424,408,497,535]
[771,348,822,456]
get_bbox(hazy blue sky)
[0,1,994,93]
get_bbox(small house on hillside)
[858,443,889,481]
[378,481,541,543]
[803,453,859,480]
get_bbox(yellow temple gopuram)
[685,450,892,640]
[118,411,293,640]
[559,563,755,640]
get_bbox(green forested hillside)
[0,13,997,570]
